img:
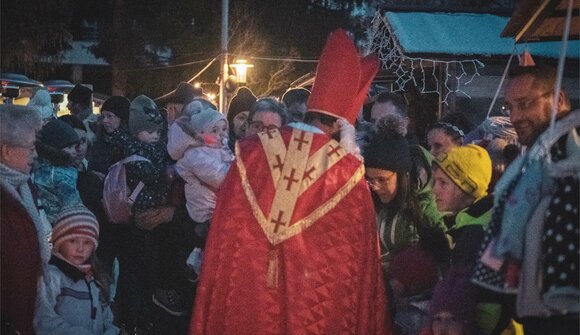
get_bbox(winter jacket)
[34,256,119,335]
[88,128,124,174]
[444,195,493,269]
[375,145,444,267]
[376,201,420,266]
[167,121,234,222]
[110,128,172,212]
[33,158,82,225]
[411,145,445,231]
[1,186,42,335]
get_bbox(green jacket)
[444,195,493,268]
[375,145,445,265]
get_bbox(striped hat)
[52,205,99,252]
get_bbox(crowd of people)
[1,29,578,335]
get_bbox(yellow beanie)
[434,144,492,200]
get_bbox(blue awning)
[385,12,579,59]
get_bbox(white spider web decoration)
[364,12,485,105]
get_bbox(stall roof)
[501,0,580,42]
[385,11,579,58]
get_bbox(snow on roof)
[60,41,109,66]
[385,12,579,59]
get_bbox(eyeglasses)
[248,121,279,133]
[501,91,552,116]
[365,174,396,188]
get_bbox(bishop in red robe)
[189,29,392,335]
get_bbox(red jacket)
[190,126,391,335]
[1,187,42,335]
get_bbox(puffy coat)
[34,256,119,335]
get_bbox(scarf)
[52,251,94,279]
[0,163,53,273]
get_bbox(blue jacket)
[33,159,82,225]
[34,256,119,335]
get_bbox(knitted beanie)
[129,95,163,135]
[27,89,55,121]
[67,84,93,107]
[39,119,80,149]
[52,205,100,252]
[190,108,226,134]
[101,96,130,122]
[364,133,412,174]
[227,87,256,127]
[429,267,477,334]
[433,144,492,200]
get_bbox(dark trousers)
[154,205,197,290]
[115,225,159,328]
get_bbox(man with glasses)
[244,97,288,137]
[502,66,572,147]
[190,29,390,334]
[471,65,579,334]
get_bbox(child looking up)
[34,205,118,335]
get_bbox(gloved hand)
[337,118,363,161]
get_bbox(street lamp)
[230,59,254,85]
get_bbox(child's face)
[432,311,465,335]
[59,237,95,266]
[62,141,82,167]
[206,120,228,143]
[137,129,161,143]
[432,168,473,214]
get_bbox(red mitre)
[307,29,379,125]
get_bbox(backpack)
[103,155,150,224]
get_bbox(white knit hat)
[189,107,225,134]
[27,89,55,121]
[52,205,99,252]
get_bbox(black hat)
[101,96,130,122]
[227,87,256,127]
[155,82,195,106]
[282,87,310,107]
[67,84,93,107]
[39,119,80,149]
[364,133,412,174]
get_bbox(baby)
[168,102,234,277]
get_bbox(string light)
[365,12,484,105]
